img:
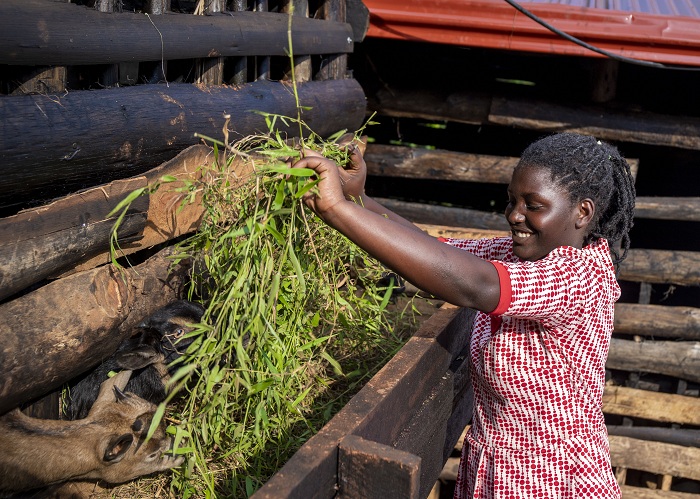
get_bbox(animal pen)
[1,0,700,498]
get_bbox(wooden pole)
[316,0,348,81]
[0,78,367,211]
[0,0,354,66]
[0,247,190,414]
[195,0,226,86]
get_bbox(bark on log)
[367,87,700,150]
[0,78,366,211]
[0,247,190,414]
[614,303,700,340]
[609,435,700,481]
[0,0,354,66]
[0,145,222,302]
[378,198,509,231]
[365,143,640,183]
[607,338,700,384]
[607,425,700,448]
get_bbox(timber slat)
[0,0,354,66]
[367,88,700,150]
[619,485,700,499]
[614,303,700,340]
[609,436,700,481]
[607,339,700,384]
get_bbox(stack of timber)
[358,142,700,498]
[0,0,369,215]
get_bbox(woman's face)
[505,165,593,261]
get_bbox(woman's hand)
[292,155,348,222]
[334,135,367,203]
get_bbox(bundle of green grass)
[136,122,420,498]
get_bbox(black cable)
[503,0,700,71]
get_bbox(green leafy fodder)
[164,132,416,498]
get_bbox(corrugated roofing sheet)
[364,0,700,67]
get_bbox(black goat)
[66,300,205,420]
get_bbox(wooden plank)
[0,79,366,211]
[603,385,700,426]
[614,303,700,340]
[618,249,700,286]
[489,97,700,151]
[316,0,348,81]
[377,198,509,231]
[0,0,354,66]
[609,436,700,481]
[338,435,421,499]
[365,143,640,183]
[607,426,700,448]
[634,197,700,222]
[252,306,474,499]
[607,339,700,384]
[0,247,190,413]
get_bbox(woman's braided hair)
[516,133,636,265]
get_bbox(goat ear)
[115,347,162,370]
[103,434,134,463]
[89,370,134,415]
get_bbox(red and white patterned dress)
[442,236,621,499]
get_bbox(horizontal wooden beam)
[607,425,700,448]
[0,0,354,66]
[614,303,700,340]
[602,385,700,426]
[0,78,366,211]
[607,338,700,384]
[634,197,700,222]
[0,247,190,414]
[609,435,700,481]
[368,88,700,150]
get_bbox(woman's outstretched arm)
[293,154,501,313]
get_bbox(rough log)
[0,145,235,302]
[634,197,700,222]
[614,303,700,340]
[0,247,190,414]
[618,485,699,499]
[0,0,354,66]
[609,435,700,481]
[368,87,700,150]
[607,338,700,384]
[0,78,366,211]
[607,425,700,448]
[364,143,641,183]
[378,198,509,231]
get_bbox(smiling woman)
[292,132,637,499]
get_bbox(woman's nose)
[506,206,525,224]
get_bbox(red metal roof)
[363,0,700,67]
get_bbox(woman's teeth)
[513,231,532,238]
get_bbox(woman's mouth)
[512,230,532,239]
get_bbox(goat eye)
[132,419,144,432]
[173,328,185,339]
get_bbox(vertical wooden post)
[339,435,421,499]
[254,0,271,80]
[95,0,120,88]
[230,0,249,85]
[316,0,348,81]
[282,0,312,83]
[195,0,226,86]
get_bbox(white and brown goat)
[0,371,183,495]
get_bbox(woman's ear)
[576,198,595,230]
